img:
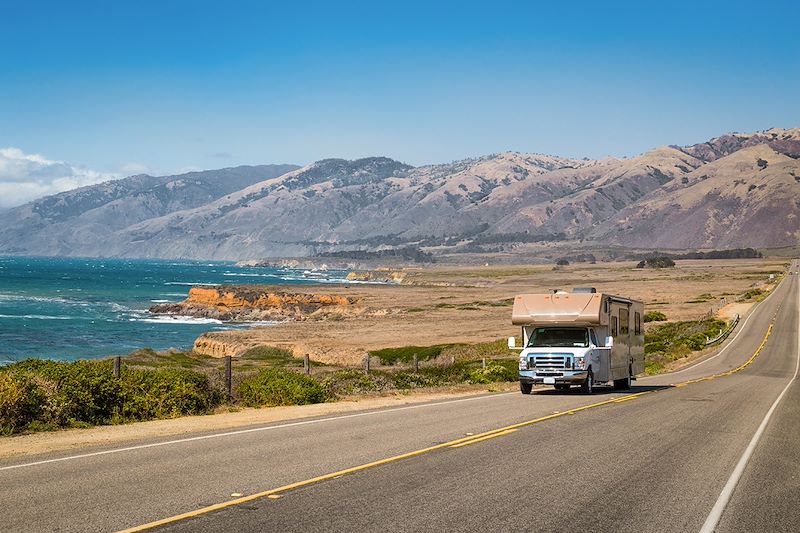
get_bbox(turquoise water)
[0,256,350,363]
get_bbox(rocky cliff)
[149,286,362,322]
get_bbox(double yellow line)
[671,324,773,387]
[119,323,775,532]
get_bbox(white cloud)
[0,147,119,208]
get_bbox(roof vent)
[572,287,597,293]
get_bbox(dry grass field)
[191,258,789,366]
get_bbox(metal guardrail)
[705,314,740,347]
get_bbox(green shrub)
[5,359,123,426]
[466,363,517,384]
[0,373,43,434]
[321,370,391,397]
[0,359,222,433]
[369,345,451,365]
[119,368,222,420]
[370,339,511,366]
[241,346,300,366]
[388,371,442,389]
[238,369,327,407]
[644,311,667,322]
[739,288,764,301]
[440,339,510,361]
[644,318,727,373]
[636,257,676,269]
[645,361,665,375]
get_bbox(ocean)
[0,256,351,363]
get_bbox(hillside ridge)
[0,128,797,258]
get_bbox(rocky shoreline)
[149,285,362,322]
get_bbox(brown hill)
[590,144,800,248]
[0,128,797,258]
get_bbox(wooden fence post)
[113,356,121,378]
[364,354,370,374]
[304,354,310,375]
[413,354,419,373]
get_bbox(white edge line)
[668,272,785,376]
[0,391,514,472]
[699,269,799,533]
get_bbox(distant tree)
[644,311,667,322]
[636,257,676,269]
[556,258,570,266]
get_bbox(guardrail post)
[304,354,310,375]
[113,356,121,378]
[482,358,486,369]
[225,356,232,402]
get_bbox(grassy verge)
[369,338,510,365]
[644,318,727,374]
[0,341,518,435]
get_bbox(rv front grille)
[531,354,572,369]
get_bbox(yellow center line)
[118,323,775,533]
[450,428,518,448]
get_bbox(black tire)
[613,367,632,390]
[580,371,594,394]
[613,375,631,390]
[520,382,533,395]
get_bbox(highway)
[0,261,797,532]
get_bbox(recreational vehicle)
[508,288,644,394]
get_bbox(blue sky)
[0,0,798,205]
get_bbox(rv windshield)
[527,327,590,348]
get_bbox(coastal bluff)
[149,286,362,323]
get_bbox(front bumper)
[519,369,588,385]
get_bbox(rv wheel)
[581,372,594,394]
[520,382,533,395]
[613,373,632,390]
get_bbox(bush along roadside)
[0,352,520,435]
[0,359,222,435]
[644,318,727,374]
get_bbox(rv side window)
[611,316,618,337]
[620,308,629,335]
[634,312,642,335]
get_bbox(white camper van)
[508,288,644,394]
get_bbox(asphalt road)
[1,262,797,532]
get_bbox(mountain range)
[0,129,797,260]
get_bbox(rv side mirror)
[508,336,516,349]
[605,336,614,348]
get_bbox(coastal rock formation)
[149,286,362,322]
[192,335,254,357]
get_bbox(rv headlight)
[519,355,528,371]
[574,357,586,370]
